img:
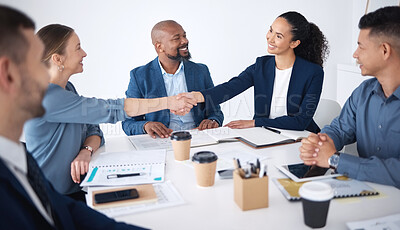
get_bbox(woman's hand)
[224,120,255,129]
[71,149,91,183]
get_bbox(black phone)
[218,169,234,179]
[94,188,139,204]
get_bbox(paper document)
[127,127,307,150]
[347,213,400,230]
[81,150,166,187]
[273,177,379,201]
[86,181,185,218]
[128,127,240,150]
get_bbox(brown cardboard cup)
[192,151,218,187]
[170,131,192,161]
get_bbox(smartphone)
[94,188,139,204]
[218,169,234,179]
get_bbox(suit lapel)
[287,57,301,101]
[151,57,168,97]
[0,159,35,205]
[264,57,276,116]
[183,61,195,91]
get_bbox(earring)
[57,65,64,72]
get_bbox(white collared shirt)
[269,67,293,119]
[158,61,196,130]
[0,136,54,225]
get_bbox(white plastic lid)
[299,181,334,201]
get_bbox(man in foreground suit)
[122,20,223,138]
[0,5,147,229]
[299,6,400,189]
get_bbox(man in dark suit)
[0,5,147,229]
[122,20,223,138]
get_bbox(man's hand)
[144,122,172,138]
[224,120,255,129]
[71,149,91,183]
[168,93,197,115]
[299,133,336,168]
[197,119,219,130]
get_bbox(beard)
[19,69,46,118]
[167,47,191,62]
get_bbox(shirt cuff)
[337,153,360,178]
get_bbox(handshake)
[124,92,204,117]
[167,92,204,116]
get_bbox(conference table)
[91,135,400,230]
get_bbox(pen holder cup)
[233,170,269,211]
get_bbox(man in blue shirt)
[299,6,400,189]
[122,20,223,138]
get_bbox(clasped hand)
[299,133,337,168]
[169,92,197,115]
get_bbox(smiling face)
[60,32,87,75]
[353,29,384,77]
[159,23,191,61]
[266,17,299,56]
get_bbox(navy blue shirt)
[323,78,400,188]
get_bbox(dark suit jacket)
[122,57,224,135]
[201,55,324,133]
[0,158,147,230]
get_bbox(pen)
[263,126,281,134]
[259,163,265,178]
[107,172,144,179]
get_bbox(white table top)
[95,136,400,230]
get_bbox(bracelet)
[81,145,93,155]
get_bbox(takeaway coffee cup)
[299,181,334,228]
[192,151,218,187]
[170,131,192,161]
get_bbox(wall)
[2,0,354,136]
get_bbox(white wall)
[3,0,356,135]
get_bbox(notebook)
[273,176,379,201]
[81,150,166,187]
[234,127,309,149]
[92,184,158,209]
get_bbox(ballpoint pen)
[262,126,281,134]
[107,172,145,179]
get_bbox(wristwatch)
[328,151,340,170]
[81,145,93,155]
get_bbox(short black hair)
[0,5,35,64]
[359,6,400,39]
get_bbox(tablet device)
[276,163,340,182]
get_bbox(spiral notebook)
[81,150,166,187]
[273,176,379,201]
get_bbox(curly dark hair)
[278,11,329,67]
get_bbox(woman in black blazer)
[192,11,329,133]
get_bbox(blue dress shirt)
[159,61,196,130]
[322,78,400,188]
[24,82,128,194]
[122,57,224,135]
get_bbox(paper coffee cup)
[192,151,218,187]
[170,131,192,161]
[299,181,334,228]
